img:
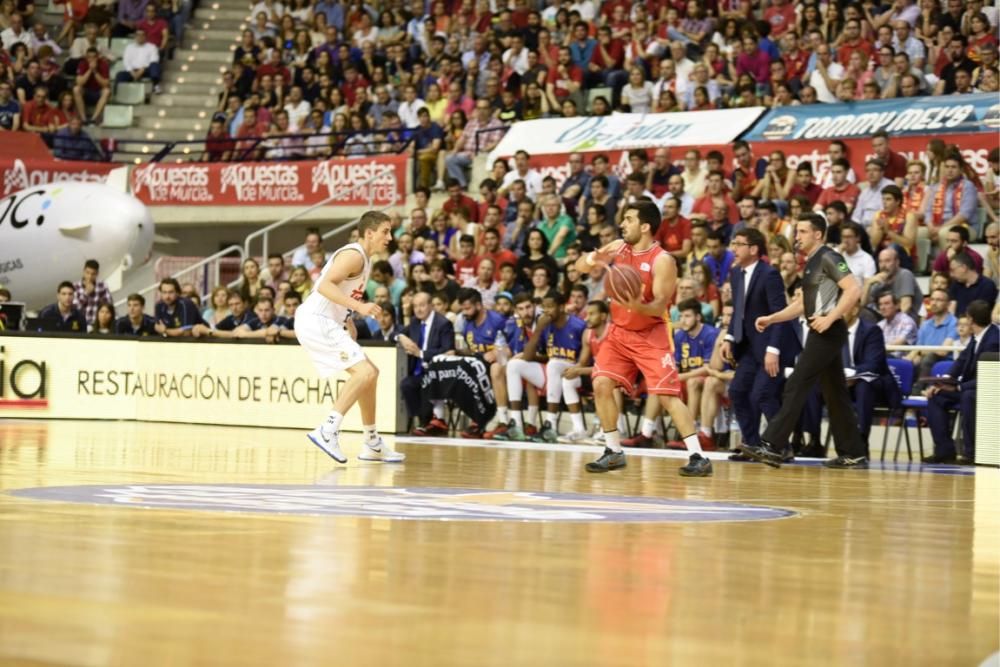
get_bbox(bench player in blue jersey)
[485,292,541,440]
[496,293,586,442]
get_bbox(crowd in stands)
[0,0,181,151]
[196,0,999,164]
[6,131,998,459]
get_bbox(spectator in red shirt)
[692,170,738,223]
[20,85,54,132]
[137,4,169,52]
[587,25,627,101]
[203,118,234,161]
[837,20,875,67]
[736,35,772,84]
[339,64,369,107]
[764,0,797,37]
[546,46,582,110]
[780,32,810,85]
[815,158,862,214]
[72,47,110,124]
[234,106,270,159]
[655,197,693,264]
[788,162,823,206]
[479,227,517,281]
[443,179,479,223]
[871,130,908,184]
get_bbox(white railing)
[243,169,400,262]
[122,168,403,310]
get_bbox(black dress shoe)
[921,454,957,464]
[799,444,827,458]
[742,441,783,469]
[729,451,754,462]
[956,455,975,466]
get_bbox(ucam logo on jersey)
[8,485,797,523]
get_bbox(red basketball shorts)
[593,322,681,396]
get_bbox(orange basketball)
[603,263,643,304]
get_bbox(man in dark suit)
[721,228,795,461]
[923,300,999,464]
[842,301,902,447]
[398,290,455,433]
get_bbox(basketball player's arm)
[576,239,625,273]
[317,248,381,317]
[522,316,549,362]
[622,252,673,318]
[563,336,592,378]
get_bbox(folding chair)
[880,358,916,461]
[897,360,954,460]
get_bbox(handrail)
[243,166,399,262]
[114,243,245,311]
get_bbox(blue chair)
[894,360,953,461]
[880,358,916,461]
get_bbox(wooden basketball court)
[0,419,997,666]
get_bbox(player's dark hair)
[677,298,703,318]
[127,293,146,306]
[876,289,898,304]
[799,213,828,236]
[624,200,661,235]
[460,234,475,245]
[372,259,393,276]
[255,296,274,308]
[381,303,396,322]
[358,210,391,236]
[284,290,302,303]
[58,281,74,292]
[458,287,482,305]
[588,299,609,314]
[267,253,283,262]
[571,284,589,298]
[84,259,99,272]
[159,277,181,292]
[544,291,567,306]
[513,292,533,305]
[707,229,725,243]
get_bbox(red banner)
[515,132,993,189]
[129,154,407,206]
[0,157,117,196]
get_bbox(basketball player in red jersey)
[575,201,713,476]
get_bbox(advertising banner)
[518,131,993,192]
[129,154,407,206]
[0,157,117,196]
[744,93,1000,142]
[0,336,406,434]
[487,107,766,162]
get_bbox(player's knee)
[361,361,379,384]
[593,376,615,399]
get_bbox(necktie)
[732,268,746,344]
[414,321,428,377]
[842,340,852,369]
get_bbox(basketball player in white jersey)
[296,211,405,463]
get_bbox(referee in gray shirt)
[744,214,870,469]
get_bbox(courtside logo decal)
[8,485,796,523]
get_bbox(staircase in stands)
[90,0,249,161]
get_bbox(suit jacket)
[728,262,796,365]
[404,312,455,375]
[849,319,902,407]
[948,324,999,392]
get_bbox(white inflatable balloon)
[0,182,154,308]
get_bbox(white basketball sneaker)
[558,430,591,443]
[359,436,405,463]
[307,426,347,463]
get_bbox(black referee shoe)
[741,441,784,468]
